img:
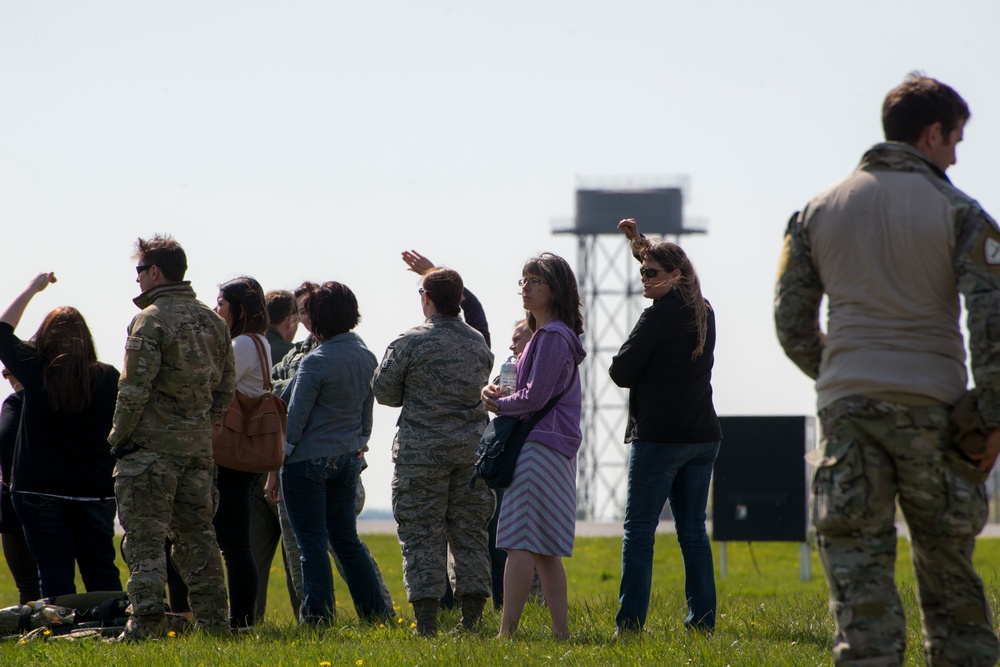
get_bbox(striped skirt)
[495,441,577,557]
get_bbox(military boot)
[457,594,487,631]
[412,598,439,638]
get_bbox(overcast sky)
[3,1,999,517]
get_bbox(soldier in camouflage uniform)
[109,235,236,640]
[373,267,495,636]
[775,75,1000,666]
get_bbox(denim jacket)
[284,332,377,465]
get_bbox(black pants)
[213,467,260,628]
[2,528,40,603]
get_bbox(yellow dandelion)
[43,629,52,636]
[168,631,177,638]
[319,662,331,666]
[397,617,404,624]
[409,622,416,629]
[356,661,363,666]
[18,639,26,645]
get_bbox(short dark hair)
[133,235,187,282]
[882,73,970,143]
[265,290,296,325]
[305,282,361,341]
[521,253,584,336]
[219,276,269,338]
[422,268,463,317]
[293,281,319,300]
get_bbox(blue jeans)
[280,453,389,624]
[13,493,122,599]
[616,440,720,631]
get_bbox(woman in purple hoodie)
[482,253,586,640]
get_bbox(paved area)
[358,519,1000,538]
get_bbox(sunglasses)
[639,268,662,279]
[136,265,152,275]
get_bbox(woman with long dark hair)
[0,272,122,598]
[212,275,271,629]
[482,253,586,640]
[611,219,722,634]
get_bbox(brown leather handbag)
[212,335,287,473]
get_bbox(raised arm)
[401,250,435,275]
[619,218,651,262]
[0,273,57,330]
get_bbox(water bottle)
[499,356,518,396]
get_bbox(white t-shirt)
[233,334,273,398]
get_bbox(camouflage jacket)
[372,313,494,465]
[775,142,1000,428]
[108,282,236,457]
[271,334,318,402]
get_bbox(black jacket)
[0,323,118,498]
[609,291,721,444]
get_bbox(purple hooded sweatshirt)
[495,320,587,458]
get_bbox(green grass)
[2,534,1000,666]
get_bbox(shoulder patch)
[125,336,143,351]
[985,237,1000,265]
[380,356,393,372]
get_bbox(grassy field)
[1,533,999,666]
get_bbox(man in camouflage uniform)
[775,75,1000,666]
[373,267,495,637]
[109,235,235,640]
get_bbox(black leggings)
[213,467,260,628]
[2,528,41,604]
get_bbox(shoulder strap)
[247,335,274,393]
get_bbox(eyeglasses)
[136,265,152,275]
[518,278,546,288]
[639,268,662,279]
[417,287,429,296]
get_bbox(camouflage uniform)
[109,282,235,636]
[272,334,318,403]
[373,313,495,603]
[268,333,394,613]
[776,142,1000,666]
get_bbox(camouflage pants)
[392,463,494,602]
[815,396,998,667]
[250,474,301,620]
[114,449,228,632]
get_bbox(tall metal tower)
[554,177,705,519]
